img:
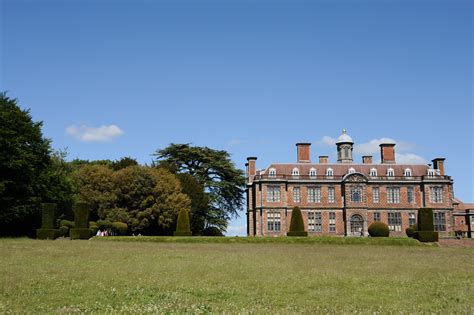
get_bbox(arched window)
[269,168,276,178]
[404,168,412,177]
[309,168,317,177]
[370,168,377,177]
[326,168,334,177]
[387,168,395,178]
[348,167,356,174]
[350,186,363,202]
[292,168,300,176]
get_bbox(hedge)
[58,225,69,237]
[60,220,74,229]
[111,222,128,235]
[405,227,414,238]
[287,207,307,237]
[36,229,60,240]
[368,221,389,237]
[418,208,434,232]
[73,202,90,229]
[414,231,438,242]
[174,209,192,236]
[41,203,57,229]
[70,228,91,240]
[202,226,224,236]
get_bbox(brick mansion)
[245,130,473,237]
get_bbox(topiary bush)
[97,220,112,230]
[70,228,91,240]
[287,207,307,237]
[174,209,192,236]
[73,202,90,229]
[60,220,74,229]
[414,231,438,242]
[58,225,69,237]
[406,227,414,238]
[41,203,57,229]
[368,221,389,237]
[89,221,98,236]
[417,208,434,232]
[111,222,128,235]
[412,223,418,232]
[202,226,224,236]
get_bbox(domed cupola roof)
[336,129,353,144]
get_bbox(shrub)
[414,231,439,242]
[202,226,224,236]
[418,208,434,232]
[406,227,414,238]
[58,225,69,237]
[73,202,90,229]
[97,220,112,230]
[412,223,418,231]
[368,221,389,237]
[174,209,192,236]
[36,229,60,240]
[89,222,99,236]
[111,222,128,235]
[287,207,307,237]
[41,203,57,229]
[60,220,74,229]
[70,228,91,240]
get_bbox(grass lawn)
[1,238,473,314]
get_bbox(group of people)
[96,229,109,237]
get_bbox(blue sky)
[1,0,472,235]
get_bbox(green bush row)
[36,229,60,240]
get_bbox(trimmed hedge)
[202,226,224,236]
[36,229,60,240]
[58,225,69,237]
[41,203,57,229]
[97,220,112,230]
[287,207,307,237]
[418,208,434,232]
[368,221,389,237]
[60,220,74,229]
[111,222,128,235]
[70,228,91,240]
[73,202,90,229]
[406,227,415,238]
[174,209,192,236]
[414,231,438,242]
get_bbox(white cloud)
[66,124,124,142]
[225,225,247,236]
[317,136,337,146]
[395,153,427,164]
[354,137,396,155]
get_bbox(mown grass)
[1,238,473,314]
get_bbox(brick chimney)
[362,156,373,164]
[380,143,396,164]
[296,143,311,163]
[432,158,445,175]
[319,156,328,164]
[247,157,257,176]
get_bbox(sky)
[1,0,472,236]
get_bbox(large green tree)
[154,143,245,231]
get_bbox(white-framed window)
[427,169,437,177]
[370,168,378,177]
[308,211,322,232]
[404,168,412,177]
[328,187,335,203]
[309,168,317,178]
[387,187,400,203]
[292,168,300,177]
[267,185,281,202]
[434,212,446,231]
[373,212,380,222]
[388,212,402,232]
[268,168,277,178]
[407,186,414,203]
[387,168,395,178]
[372,187,380,203]
[350,186,363,202]
[326,168,334,177]
[267,211,281,232]
[329,212,336,232]
[429,186,443,203]
[409,212,416,226]
[348,167,356,174]
[293,187,301,203]
[308,187,321,203]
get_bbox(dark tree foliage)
[0,93,72,236]
[112,157,138,171]
[154,143,245,232]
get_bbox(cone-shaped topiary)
[368,221,389,237]
[174,209,192,236]
[287,207,307,236]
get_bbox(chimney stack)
[247,157,257,177]
[362,156,373,164]
[380,143,396,164]
[432,158,445,176]
[319,156,328,164]
[296,143,311,163]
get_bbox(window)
[373,212,380,222]
[388,212,402,231]
[350,186,363,202]
[434,212,446,231]
[387,187,400,203]
[308,187,321,203]
[372,187,380,203]
[348,167,356,174]
[409,212,416,226]
[308,211,322,232]
[269,168,276,178]
[267,186,281,202]
[267,211,281,232]
[429,186,443,203]
[407,187,414,203]
[328,187,335,203]
[404,168,412,177]
[329,212,336,232]
[326,168,333,177]
[427,169,437,177]
[309,168,317,177]
[292,168,300,177]
[370,168,377,177]
[387,168,395,177]
[293,187,300,203]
